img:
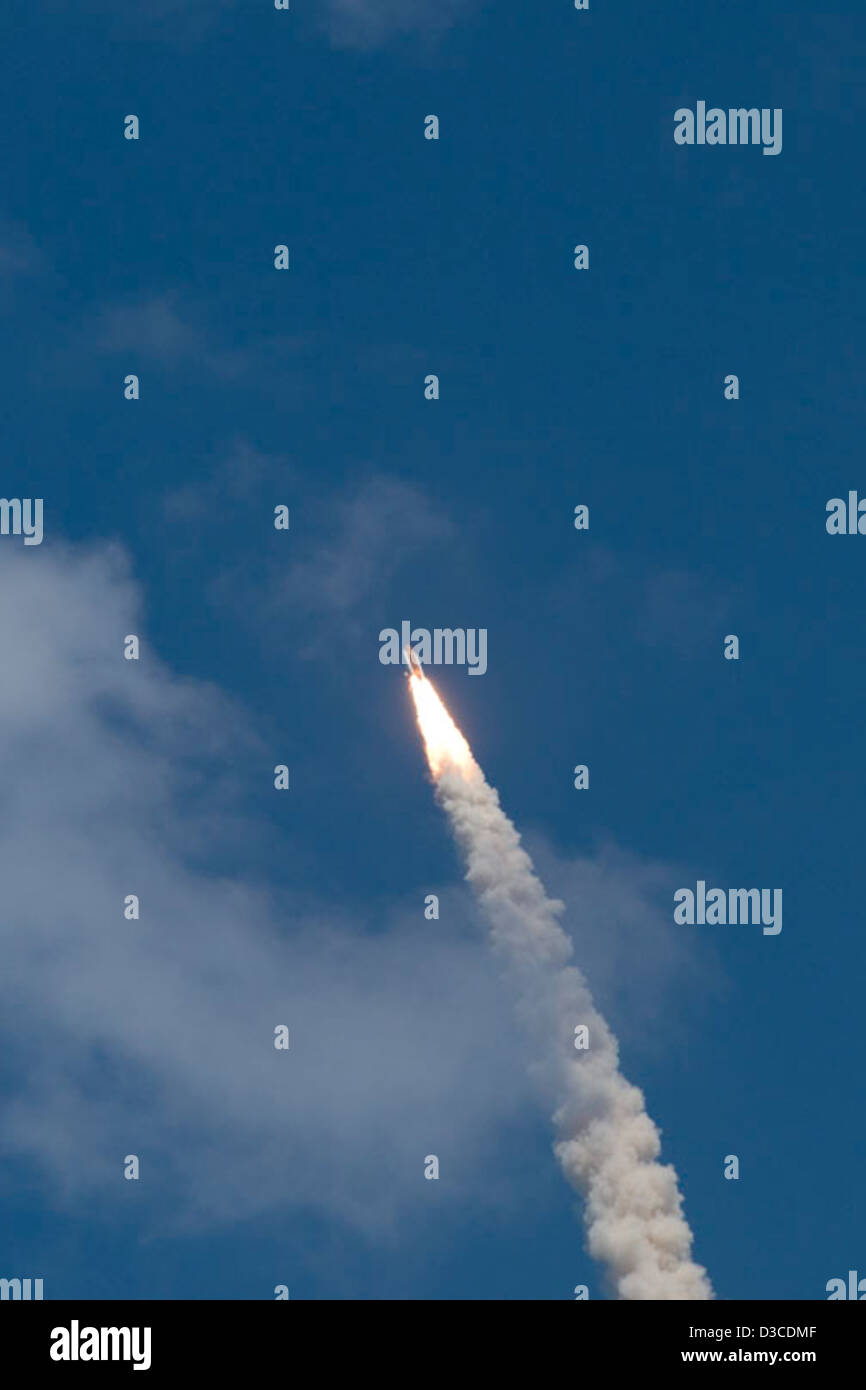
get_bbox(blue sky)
[0,0,863,1299]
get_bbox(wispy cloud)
[322,0,471,48]
[279,475,453,618]
[90,294,251,378]
[39,0,237,43]
[638,569,738,655]
[41,0,469,48]
[0,220,40,278]
[163,437,293,526]
[0,220,44,308]
[203,473,455,656]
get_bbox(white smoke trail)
[411,676,712,1300]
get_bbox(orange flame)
[408,669,475,778]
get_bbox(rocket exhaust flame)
[407,667,713,1301]
[406,655,474,777]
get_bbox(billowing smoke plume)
[410,673,712,1300]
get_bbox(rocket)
[403,645,424,680]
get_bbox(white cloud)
[0,541,529,1236]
